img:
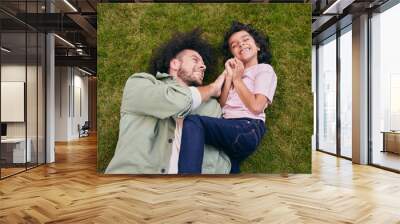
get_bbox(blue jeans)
[178,115,266,174]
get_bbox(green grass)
[97,3,312,173]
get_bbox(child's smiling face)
[228,30,259,67]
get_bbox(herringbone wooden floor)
[1,134,400,223]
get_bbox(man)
[105,29,231,174]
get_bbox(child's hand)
[232,58,244,81]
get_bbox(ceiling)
[3,0,390,74]
[311,0,391,43]
[0,0,98,74]
[1,0,313,75]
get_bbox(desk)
[381,131,400,154]
[1,138,31,163]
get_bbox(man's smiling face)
[176,49,206,86]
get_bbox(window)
[317,35,337,154]
[339,26,352,158]
[370,2,400,171]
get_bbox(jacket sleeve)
[120,73,193,119]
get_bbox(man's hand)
[210,72,226,97]
[196,71,225,102]
[225,59,234,80]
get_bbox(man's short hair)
[149,29,215,76]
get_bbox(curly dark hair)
[149,29,215,76]
[222,21,272,64]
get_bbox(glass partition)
[371,3,400,171]
[1,30,28,177]
[38,32,45,165]
[27,31,38,169]
[0,1,46,179]
[339,26,352,158]
[317,35,337,154]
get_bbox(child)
[178,21,277,174]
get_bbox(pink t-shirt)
[222,63,277,122]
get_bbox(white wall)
[54,67,89,141]
[72,72,89,137]
[1,65,27,140]
[1,63,46,164]
[1,65,41,137]
[1,82,25,122]
[1,65,25,81]
[55,67,69,141]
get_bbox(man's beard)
[177,68,201,86]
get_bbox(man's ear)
[169,58,181,72]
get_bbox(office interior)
[312,0,400,173]
[0,0,97,179]
[0,0,398,222]
[0,0,398,177]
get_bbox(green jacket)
[105,72,231,174]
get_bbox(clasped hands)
[211,58,244,97]
[224,58,245,83]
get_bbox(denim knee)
[184,115,203,129]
